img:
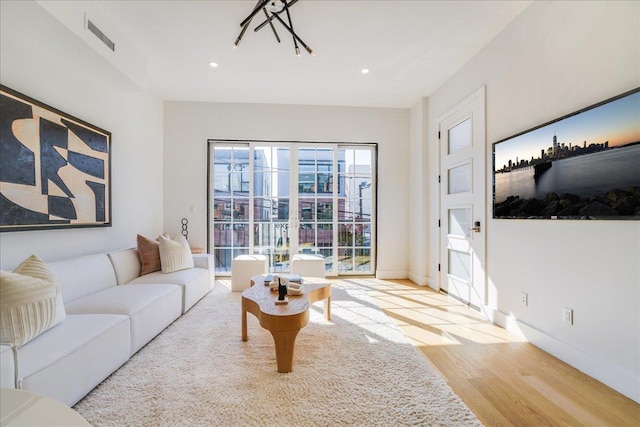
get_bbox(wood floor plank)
[470,371,577,426]
[522,375,609,426]
[355,278,640,427]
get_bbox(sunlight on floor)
[218,276,527,347]
[338,278,528,346]
[326,282,415,344]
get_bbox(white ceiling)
[96,0,531,108]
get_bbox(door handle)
[470,221,481,233]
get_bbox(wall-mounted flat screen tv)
[492,87,640,220]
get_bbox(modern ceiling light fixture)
[234,0,314,56]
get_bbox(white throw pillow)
[158,235,194,274]
[0,255,66,347]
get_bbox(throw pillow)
[13,254,66,328]
[158,235,194,274]
[0,255,66,347]
[137,234,162,275]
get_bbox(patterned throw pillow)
[158,235,194,274]
[0,255,66,347]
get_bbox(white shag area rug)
[74,280,482,427]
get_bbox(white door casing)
[439,87,486,309]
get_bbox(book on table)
[263,274,302,285]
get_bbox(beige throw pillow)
[158,235,194,274]
[0,255,66,347]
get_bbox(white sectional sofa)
[0,248,213,406]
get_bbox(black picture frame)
[0,85,112,231]
[492,87,640,220]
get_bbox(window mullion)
[248,144,255,253]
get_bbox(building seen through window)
[210,143,375,275]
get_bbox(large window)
[210,145,251,270]
[208,141,376,276]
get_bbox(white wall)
[163,101,410,278]
[0,1,164,269]
[408,99,430,285]
[423,1,640,401]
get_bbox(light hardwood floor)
[342,278,640,426]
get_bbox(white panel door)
[439,87,486,309]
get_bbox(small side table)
[291,254,325,278]
[190,247,205,254]
[0,388,91,426]
[231,254,268,292]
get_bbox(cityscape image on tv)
[493,88,640,219]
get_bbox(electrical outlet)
[521,291,528,307]
[563,307,573,325]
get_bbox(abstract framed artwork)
[0,85,112,231]
[493,87,640,220]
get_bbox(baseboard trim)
[425,276,438,291]
[405,273,439,291]
[407,272,428,286]
[488,307,640,403]
[375,269,408,280]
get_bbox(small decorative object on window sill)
[181,218,188,240]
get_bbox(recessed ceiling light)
[361,68,370,74]
[209,62,219,68]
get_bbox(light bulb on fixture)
[266,0,285,13]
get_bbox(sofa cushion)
[0,345,14,388]
[128,267,212,312]
[17,313,130,406]
[137,234,162,275]
[107,248,141,285]
[158,235,194,273]
[64,284,182,354]
[0,255,66,347]
[128,268,205,286]
[48,254,118,304]
[65,284,178,317]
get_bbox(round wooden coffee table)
[242,275,331,373]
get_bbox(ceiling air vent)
[86,17,115,52]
